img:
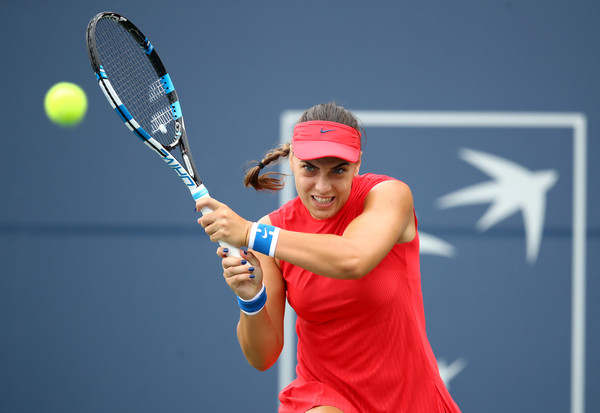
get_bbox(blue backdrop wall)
[0,1,598,412]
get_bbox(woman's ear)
[354,151,363,176]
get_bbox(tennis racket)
[86,11,240,257]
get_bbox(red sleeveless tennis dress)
[269,173,460,413]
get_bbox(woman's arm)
[275,179,415,279]
[197,179,414,281]
[217,216,286,371]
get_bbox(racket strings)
[148,79,166,103]
[93,18,177,147]
[150,107,175,138]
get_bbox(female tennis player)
[196,103,461,412]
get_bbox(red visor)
[292,121,361,162]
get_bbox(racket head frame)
[86,11,203,190]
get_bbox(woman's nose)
[314,175,332,193]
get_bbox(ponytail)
[244,143,291,191]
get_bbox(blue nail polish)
[249,274,256,279]
[248,267,255,272]
[240,260,247,265]
[223,248,229,253]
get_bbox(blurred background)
[1,0,598,412]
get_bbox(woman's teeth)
[313,196,333,204]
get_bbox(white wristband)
[237,283,267,316]
[247,222,280,257]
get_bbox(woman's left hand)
[196,197,253,248]
[218,248,263,300]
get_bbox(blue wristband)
[248,222,280,257]
[237,284,267,316]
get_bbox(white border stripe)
[571,116,587,413]
[278,111,587,413]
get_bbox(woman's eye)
[303,165,315,172]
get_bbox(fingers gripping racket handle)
[199,206,241,258]
[192,185,241,258]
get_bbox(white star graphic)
[436,148,558,264]
[419,231,456,258]
[437,357,467,389]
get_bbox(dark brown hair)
[244,102,361,191]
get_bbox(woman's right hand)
[217,248,264,300]
[196,197,252,249]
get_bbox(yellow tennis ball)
[44,82,88,127]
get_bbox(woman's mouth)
[312,196,334,205]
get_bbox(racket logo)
[160,149,195,187]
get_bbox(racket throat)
[183,153,195,179]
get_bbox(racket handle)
[199,206,242,258]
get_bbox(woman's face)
[290,153,361,220]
